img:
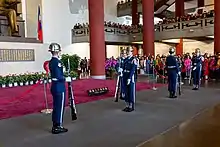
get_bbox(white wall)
[62,43,120,59]
[106,45,120,58]
[42,0,124,56]
[0,43,50,75]
[183,39,214,54]
[155,42,173,55]
[22,0,42,38]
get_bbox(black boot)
[120,95,125,100]
[52,126,68,134]
[125,107,134,112]
[122,107,129,112]
[169,92,172,98]
[192,87,198,90]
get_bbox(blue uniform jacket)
[165,55,179,73]
[123,56,137,80]
[192,55,203,69]
[49,57,66,93]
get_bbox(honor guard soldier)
[122,47,137,112]
[48,43,71,134]
[192,48,204,90]
[115,50,127,99]
[165,47,180,98]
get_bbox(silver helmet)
[169,47,175,54]
[48,43,61,52]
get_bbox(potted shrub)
[12,74,19,87]
[0,76,6,88]
[61,54,81,72]
[23,74,29,86]
[17,74,25,86]
[27,74,35,85]
[70,71,78,80]
[5,75,14,87]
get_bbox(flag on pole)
[37,5,43,41]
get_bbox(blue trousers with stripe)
[122,73,136,108]
[167,71,177,93]
[51,92,65,126]
[193,67,202,87]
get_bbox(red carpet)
[0,79,164,120]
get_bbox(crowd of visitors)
[78,51,220,82]
[73,21,142,30]
[73,9,213,32]
[159,10,214,25]
[137,52,220,81]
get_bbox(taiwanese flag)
[37,6,43,41]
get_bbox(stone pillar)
[175,0,185,17]
[175,0,184,55]
[214,0,220,53]
[176,38,183,55]
[132,0,139,25]
[132,45,138,56]
[142,0,155,56]
[88,0,106,79]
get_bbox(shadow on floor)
[138,104,220,147]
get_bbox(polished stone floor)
[138,103,220,147]
[0,77,220,147]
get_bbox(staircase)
[117,0,176,17]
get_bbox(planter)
[72,77,76,80]
[29,81,34,85]
[19,82,24,86]
[13,82,18,87]
[8,83,13,87]
[1,84,6,88]
[25,82,29,86]
[48,79,52,83]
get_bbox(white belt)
[167,66,176,69]
[52,78,58,81]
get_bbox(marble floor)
[0,77,219,147]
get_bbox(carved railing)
[72,27,142,37]
[155,17,214,32]
[72,17,214,42]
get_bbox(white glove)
[193,67,196,71]
[118,67,123,73]
[127,79,131,85]
[65,76,72,82]
[178,72,181,75]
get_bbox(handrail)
[72,17,214,37]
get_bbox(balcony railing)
[72,17,214,43]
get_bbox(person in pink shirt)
[184,55,192,79]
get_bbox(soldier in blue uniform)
[115,50,127,99]
[122,47,137,112]
[192,48,204,90]
[48,43,71,134]
[165,47,180,98]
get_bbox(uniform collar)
[52,55,59,58]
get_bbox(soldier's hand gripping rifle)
[114,75,120,102]
[67,58,77,121]
[114,60,123,102]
